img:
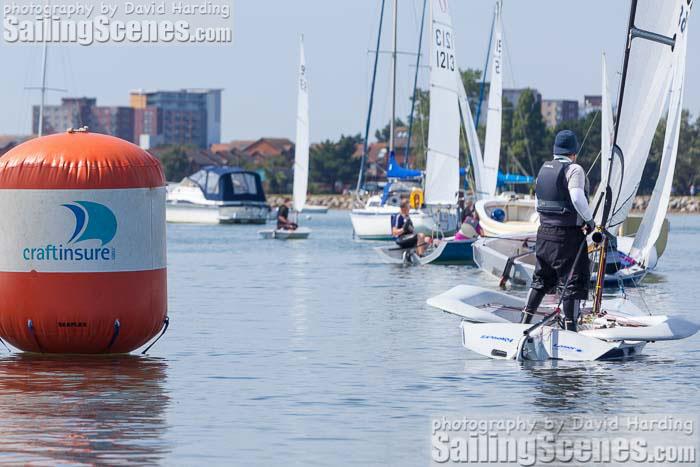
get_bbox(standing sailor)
[520,130,596,331]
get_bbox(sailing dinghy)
[429,0,698,361]
[374,0,473,264]
[260,36,311,240]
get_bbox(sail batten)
[425,0,460,206]
[293,36,310,213]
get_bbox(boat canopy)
[386,152,422,179]
[459,169,533,187]
[185,166,266,202]
[498,172,533,186]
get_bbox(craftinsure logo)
[22,201,117,262]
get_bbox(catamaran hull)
[166,203,270,224]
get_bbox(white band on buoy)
[0,187,166,273]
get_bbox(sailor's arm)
[566,164,595,231]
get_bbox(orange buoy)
[0,129,167,353]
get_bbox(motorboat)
[166,166,270,224]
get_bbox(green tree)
[156,146,192,182]
[510,89,547,175]
[310,134,363,193]
[375,118,406,143]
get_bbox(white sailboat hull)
[475,196,538,237]
[258,227,311,240]
[428,285,697,361]
[166,202,269,225]
[473,234,648,287]
[350,207,455,240]
[460,322,647,361]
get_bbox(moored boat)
[166,166,270,224]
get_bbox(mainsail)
[630,11,690,266]
[481,0,503,197]
[425,0,460,206]
[600,0,686,228]
[458,76,486,198]
[293,36,310,213]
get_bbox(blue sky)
[1,0,698,142]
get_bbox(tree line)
[154,68,699,195]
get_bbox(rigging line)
[578,110,600,160]
[586,150,603,178]
[500,13,517,89]
[356,0,387,195]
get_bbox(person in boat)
[520,130,596,332]
[392,199,429,255]
[455,199,482,239]
[277,198,298,231]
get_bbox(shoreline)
[269,194,700,213]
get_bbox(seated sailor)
[277,198,299,231]
[392,200,429,255]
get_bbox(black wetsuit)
[277,205,298,230]
[393,214,417,248]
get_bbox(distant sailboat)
[350,0,456,240]
[260,36,311,239]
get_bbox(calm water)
[0,211,698,465]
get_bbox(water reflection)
[523,360,623,413]
[0,354,170,465]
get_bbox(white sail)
[600,52,614,181]
[425,0,460,206]
[601,1,683,228]
[293,36,310,213]
[630,15,690,267]
[458,75,486,199]
[481,0,503,197]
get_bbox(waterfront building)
[541,99,580,128]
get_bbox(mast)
[38,41,48,137]
[355,0,387,195]
[389,0,398,154]
[405,0,428,168]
